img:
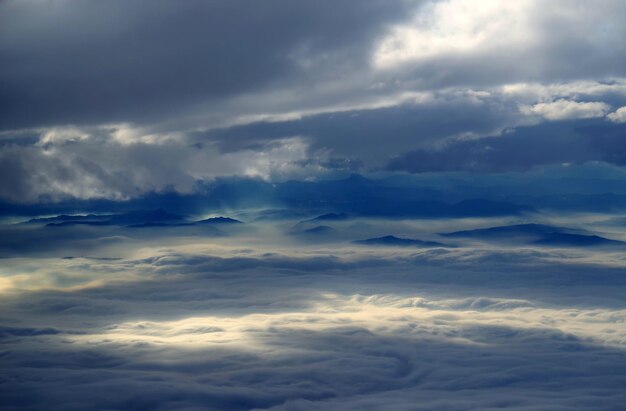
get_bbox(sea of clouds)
[1,216,625,410]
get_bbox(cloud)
[4,324,626,411]
[0,95,536,202]
[521,99,610,121]
[2,218,626,410]
[372,0,626,88]
[607,106,626,123]
[501,79,626,101]
[0,126,348,202]
[0,0,416,131]
[3,0,626,202]
[387,118,626,173]
[2,0,626,137]
[373,0,536,68]
[66,292,626,349]
[3,259,626,410]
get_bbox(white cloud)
[373,0,535,68]
[70,293,626,350]
[38,126,90,146]
[109,124,184,145]
[607,106,626,123]
[501,79,626,102]
[520,99,610,121]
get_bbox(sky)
[1,1,626,410]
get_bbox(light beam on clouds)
[70,293,626,350]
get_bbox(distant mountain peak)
[195,216,243,224]
[354,235,450,248]
[442,223,571,238]
[302,225,336,235]
[534,233,625,247]
[442,223,624,248]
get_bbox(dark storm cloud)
[2,0,626,135]
[387,119,626,173]
[2,1,626,203]
[200,95,522,166]
[0,0,416,130]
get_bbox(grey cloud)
[0,141,194,203]
[0,129,345,203]
[198,91,626,176]
[3,2,626,204]
[3,314,626,411]
[202,94,523,167]
[0,0,416,131]
[2,225,626,410]
[2,0,626,138]
[0,326,62,339]
[0,290,625,410]
[387,119,626,173]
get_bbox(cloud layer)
[1,1,626,203]
[2,223,626,410]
